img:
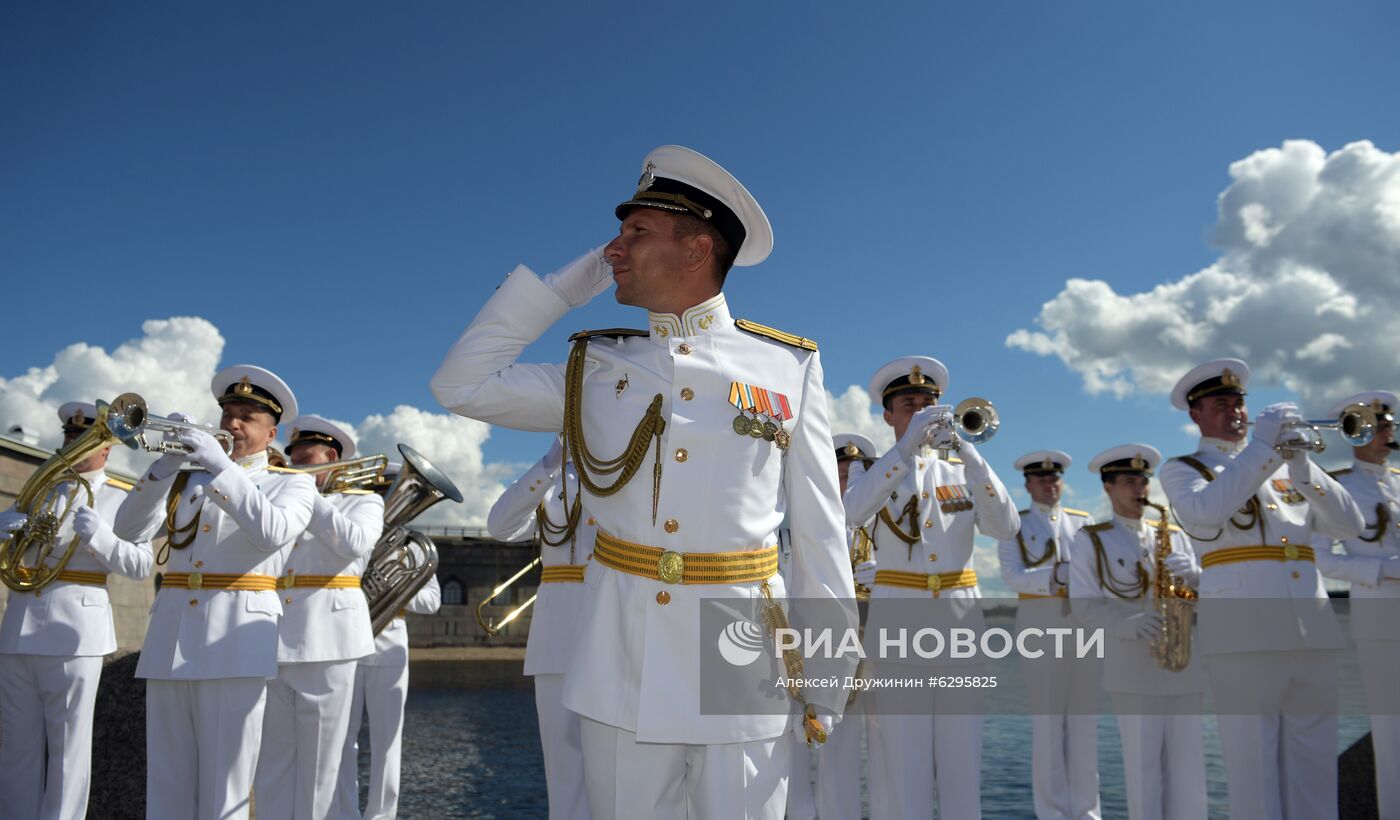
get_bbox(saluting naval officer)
[430,145,856,820]
[1311,391,1400,819]
[842,356,1021,820]
[335,462,443,820]
[486,436,594,820]
[1159,359,1363,820]
[114,365,317,820]
[997,450,1101,820]
[814,433,884,820]
[1068,445,1206,820]
[255,416,383,819]
[0,402,155,820]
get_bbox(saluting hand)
[543,246,612,308]
[180,429,234,473]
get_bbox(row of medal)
[934,484,974,513]
[1270,478,1307,505]
[728,381,792,450]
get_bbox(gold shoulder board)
[1388,467,1400,475]
[105,477,135,492]
[567,328,649,343]
[1062,507,1091,517]
[947,456,964,464]
[734,319,817,351]
[1084,521,1114,533]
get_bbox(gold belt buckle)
[1283,544,1300,561]
[926,574,942,592]
[657,551,684,585]
[186,572,203,590]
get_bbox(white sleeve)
[486,456,560,541]
[204,468,316,553]
[1159,442,1275,529]
[307,493,385,560]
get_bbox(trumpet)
[288,454,390,494]
[134,413,234,457]
[923,397,1000,454]
[1231,402,1378,454]
[0,393,146,592]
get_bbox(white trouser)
[1207,650,1338,820]
[255,659,358,820]
[335,659,409,820]
[1357,639,1400,820]
[0,654,102,820]
[578,717,788,820]
[1111,693,1206,820]
[785,730,816,820]
[865,682,984,819]
[533,674,590,820]
[146,677,268,820]
[1023,650,1101,820]
[815,697,866,820]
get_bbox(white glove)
[0,508,28,533]
[149,412,197,473]
[180,429,234,474]
[896,405,950,461]
[1252,403,1302,448]
[1111,610,1164,640]
[73,506,117,554]
[1382,555,1400,580]
[542,246,612,309]
[852,560,878,587]
[956,437,986,471]
[1162,552,1194,578]
[542,435,565,472]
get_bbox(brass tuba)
[362,444,462,635]
[1142,499,1197,671]
[0,394,147,592]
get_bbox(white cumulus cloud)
[1008,139,1400,411]
[825,385,895,455]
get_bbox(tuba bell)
[0,394,146,592]
[362,444,463,635]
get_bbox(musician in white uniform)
[431,145,856,819]
[256,416,382,819]
[334,457,440,820]
[997,450,1101,820]
[0,402,155,820]
[114,365,317,820]
[1068,445,1206,820]
[487,436,594,820]
[814,433,881,820]
[1312,390,1400,819]
[1159,358,1362,820]
[843,357,1021,820]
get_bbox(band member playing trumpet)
[114,365,317,820]
[1159,358,1362,820]
[255,415,383,820]
[0,402,155,820]
[997,450,1101,820]
[335,460,442,820]
[842,356,1020,819]
[1312,390,1400,819]
[431,145,855,819]
[486,436,594,820]
[1068,445,1205,820]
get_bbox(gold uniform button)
[202,525,211,533]
[1280,536,1289,544]
[928,553,938,561]
[680,388,695,401]
[664,519,679,534]
[1267,503,1278,511]
[677,343,693,355]
[922,491,930,499]
[587,516,596,526]
[1050,515,1058,522]
[1291,571,1300,580]
[189,599,198,607]
[285,596,293,604]
[924,521,933,528]
[656,591,671,605]
[675,449,688,462]
[194,561,204,569]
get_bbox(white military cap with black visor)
[211,364,298,426]
[868,356,948,410]
[1170,357,1250,411]
[615,145,774,267]
[285,414,357,460]
[1088,444,1163,478]
[833,433,878,463]
[57,401,99,436]
[1015,450,1072,477]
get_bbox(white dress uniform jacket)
[115,450,317,680]
[0,470,153,820]
[431,271,855,747]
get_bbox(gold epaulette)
[1330,468,1354,479]
[1389,467,1400,476]
[734,319,817,351]
[1083,521,1114,533]
[568,328,649,343]
[105,477,134,492]
[946,456,964,464]
[1063,507,1091,517]
[333,489,374,495]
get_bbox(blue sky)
[4,2,1399,525]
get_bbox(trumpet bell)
[953,397,999,444]
[1336,402,1378,448]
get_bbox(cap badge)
[1131,455,1146,470]
[69,410,86,426]
[234,376,254,397]
[615,373,629,399]
[909,365,926,386]
[636,162,655,193]
[1041,458,1054,470]
[843,443,860,457]
[1221,368,1240,389]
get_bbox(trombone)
[288,454,390,493]
[475,556,542,637]
[1232,402,1378,454]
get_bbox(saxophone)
[1142,499,1197,671]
